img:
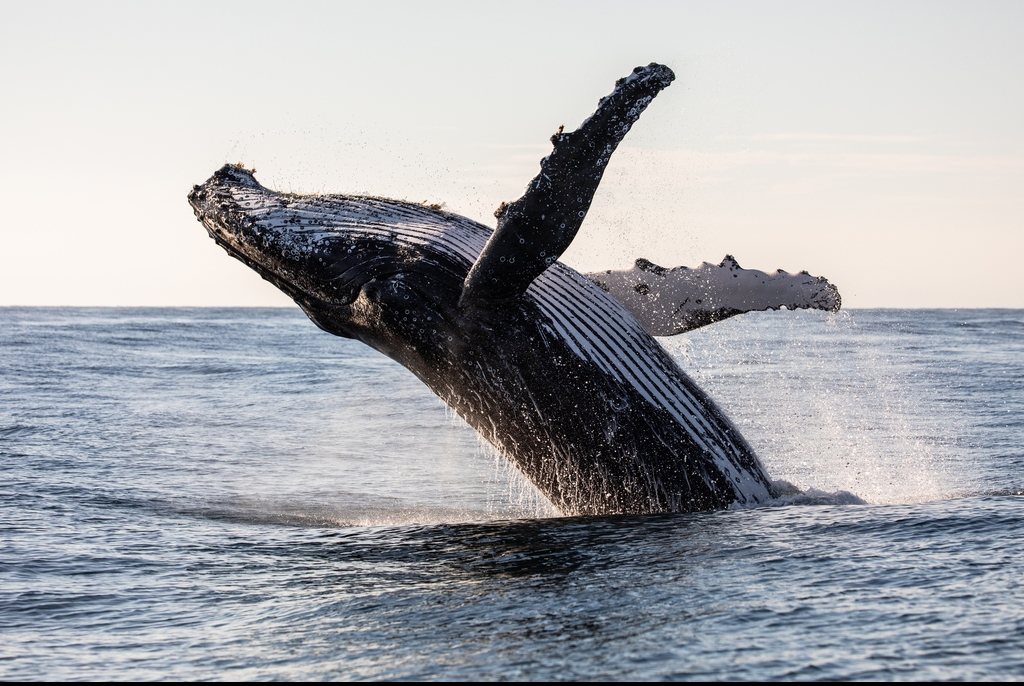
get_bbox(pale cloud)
[715,133,929,143]
[0,2,1021,306]
[616,145,1023,175]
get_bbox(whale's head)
[188,164,483,336]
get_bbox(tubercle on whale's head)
[187,164,362,335]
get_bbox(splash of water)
[663,310,970,505]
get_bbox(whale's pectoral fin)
[458,63,675,311]
[585,255,842,335]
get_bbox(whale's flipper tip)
[821,278,842,313]
[459,63,675,312]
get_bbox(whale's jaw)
[187,164,389,336]
[187,165,317,303]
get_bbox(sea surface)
[1,307,1022,680]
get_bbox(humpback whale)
[188,64,840,515]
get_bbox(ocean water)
[1,307,1022,680]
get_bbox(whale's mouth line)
[189,189,361,311]
[187,180,299,300]
[203,220,325,308]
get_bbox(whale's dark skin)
[188,64,779,515]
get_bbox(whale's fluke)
[586,255,841,336]
[459,63,675,311]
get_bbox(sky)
[1,0,1021,308]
